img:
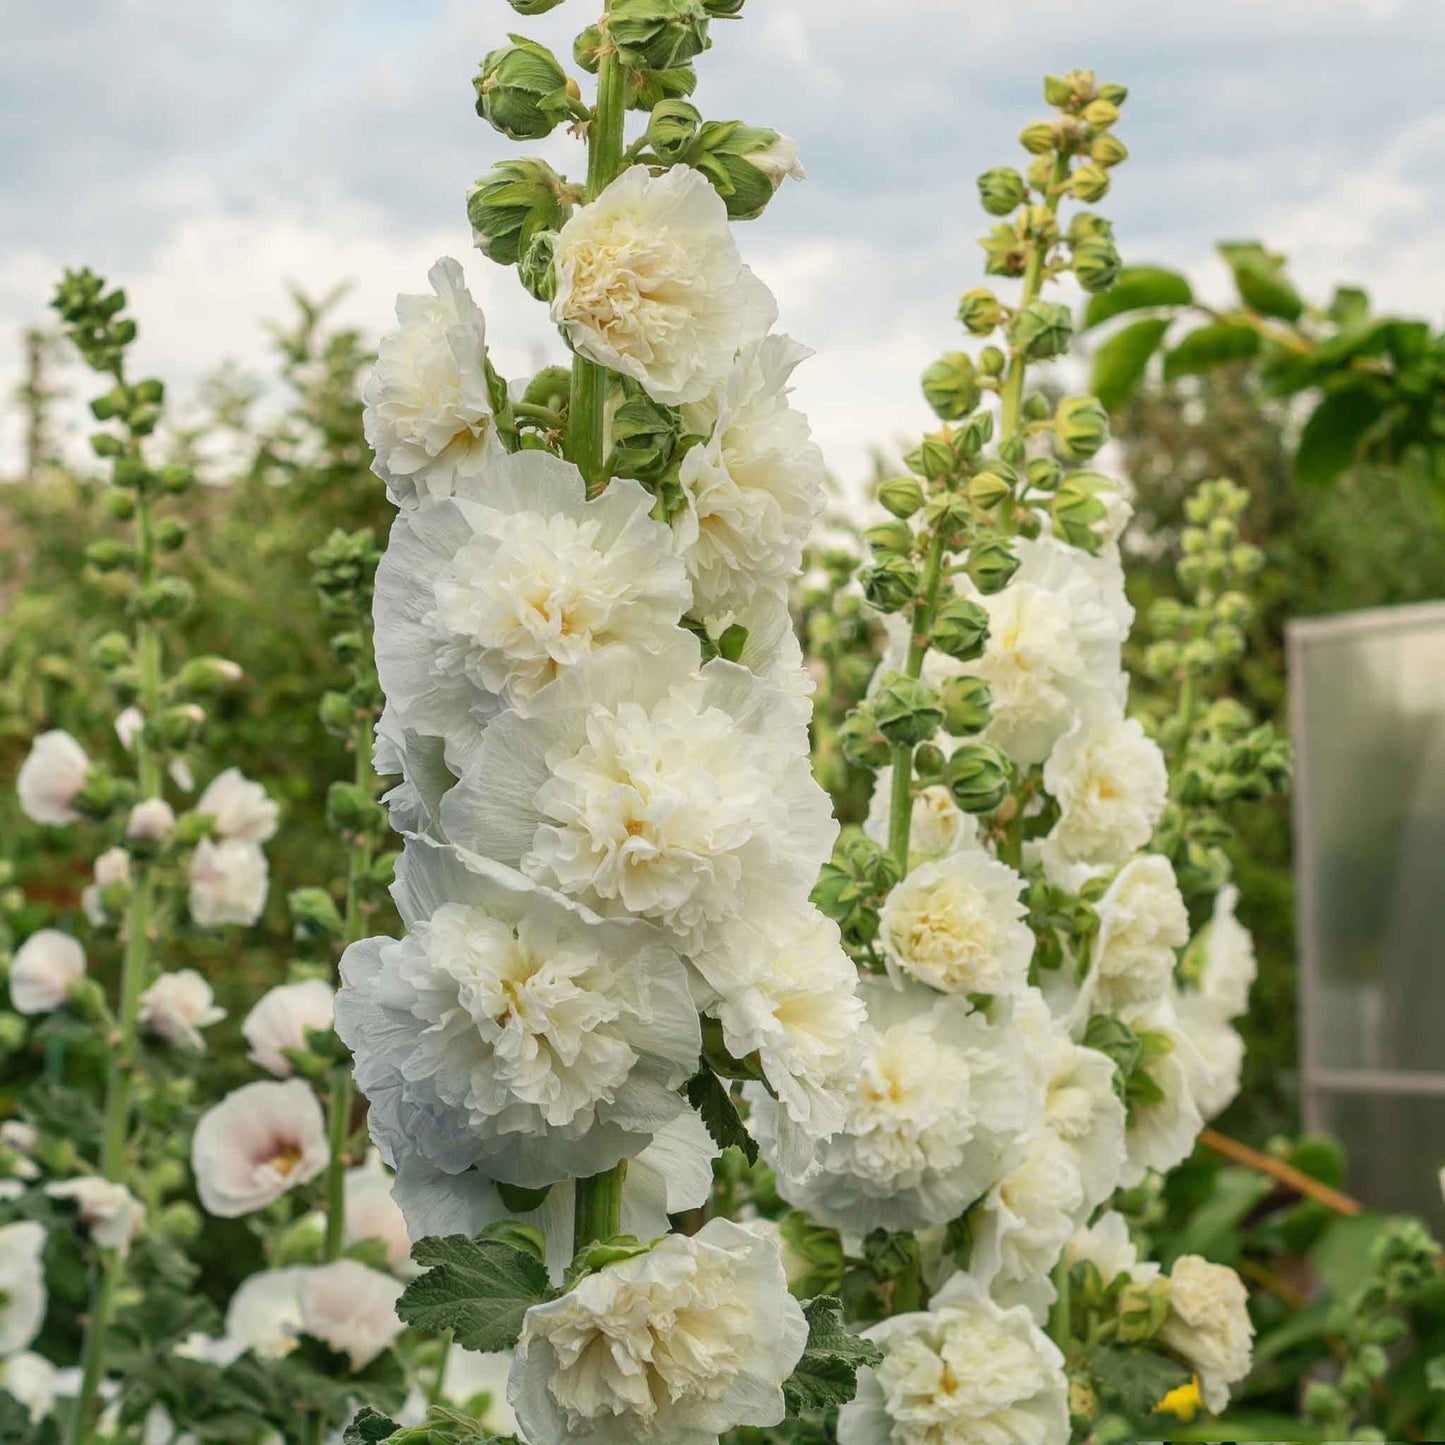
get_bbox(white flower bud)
[46,1177,146,1253]
[0,1223,47,1354]
[241,978,335,1078]
[126,797,176,842]
[138,969,226,1051]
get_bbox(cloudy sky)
[3,0,1443,480]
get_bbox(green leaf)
[344,1410,399,1445]
[1162,321,1261,380]
[1219,241,1304,322]
[1091,316,1171,411]
[685,1063,758,1164]
[1088,1342,1192,1421]
[398,1234,552,1352]
[1294,384,1386,488]
[782,1296,883,1414]
[1082,266,1194,330]
[1158,1166,1270,1268]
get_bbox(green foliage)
[685,1061,759,1163]
[397,1232,553,1352]
[780,1297,884,1415]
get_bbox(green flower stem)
[1048,1253,1073,1356]
[574,1164,625,1251]
[322,1065,353,1262]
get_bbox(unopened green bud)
[509,0,564,10]
[838,705,891,770]
[957,288,1004,336]
[1082,98,1119,129]
[153,517,187,551]
[1143,641,1180,679]
[861,556,920,614]
[1008,300,1073,360]
[877,476,925,520]
[136,577,195,620]
[1053,397,1110,461]
[156,705,204,746]
[609,0,711,71]
[159,465,194,494]
[474,37,573,141]
[945,742,1012,813]
[931,598,990,662]
[0,1014,26,1054]
[288,887,344,942]
[862,521,913,560]
[1098,82,1128,106]
[922,353,981,421]
[976,167,1027,216]
[980,221,1029,278]
[1216,591,1252,626]
[91,432,124,459]
[1051,477,1110,552]
[1073,237,1122,293]
[967,471,1011,510]
[90,386,127,422]
[319,691,354,737]
[1090,132,1128,168]
[518,230,558,303]
[522,365,572,414]
[90,632,132,670]
[327,781,379,833]
[104,489,136,521]
[175,656,243,695]
[1020,120,1056,155]
[873,673,944,747]
[85,539,132,573]
[1149,598,1186,635]
[703,0,744,13]
[940,675,992,735]
[1231,543,1265,576]
[977,348,1005,379]
[467,157,576,266]
[158,1202,202,1244]
[646,99,703,163]
[66,976,108,1022]
[1070,163,1111,202]
[1025,456,1063,493]
[965,538,1020,594]
[913,743,946,780]
[955,409,995,457]
[1042,74,1075,108]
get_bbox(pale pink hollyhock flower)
[126,797,176,842]
[16,731,89,826]
[9,930,85,1015]
[138,970,226,1051]
[296,1260,404,1371]
[0,1222,47,1353]
[46,1177,145,1253]
[191,1080,328,1218]
[241,979,335,1078]
[345,1151,417,1277]
[196,768,279,844]
[188,839,268,928]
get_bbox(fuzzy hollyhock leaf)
[782,1296,883,1414]
[398,1233,552,1353]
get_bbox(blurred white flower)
[1176,992,1245,1122]
[295,1259,404,1372]
[195,768,279,843]
[114,708,145,752]
[343,1151,416,1277]
[187,839,268,928]
[138,969,225,1051]
[0,1351,61,1423]
[551,164,776,406]
[1158,1255,1254,1414]
[9,930,85,1015]
[1,1121,39,1182]
[176,1268,306,1365]
[126,797,176,843]
[1193,884,1257,1019]
[864,770,977,866]
[1118,999,1207,1187]
[190,1080,328,1217]
[81,847,131,926]
[17,731,89,826]
[1084,854,1190,1013]
[440,1349,517,1434]
[46,1177,145,1253]
[241,978,335,1078]
[744,134,807,187]
[365,257,495,506]
[1066,1210,1158,1288]
[0,1221,48,1353]
[510,1218,806,1445]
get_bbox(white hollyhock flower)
[1083,853,1190,1014]
[114,707,144,752]
[335,837,700,1189]
[968,1132,1085,1319]
[753,979,1033,1236]
[1193,884,1257,1019]
[692,585,813,700]
[0,1221,47,1353]
[126,797,176,842]
[176,1268,307,1365]
[82,847,131,926]
[551,164,777,406]
[375,451,689,768]
[839,1275,1068,1445]
[1041,708,1168,871]
[1176,992,1245,1121]
[16,731,89,825]
[187,839,268,928]
[864,770,978,866]
[1066,1210,1158,1287]
[442,635,833,954]
[1118,999,1206,1187]
[295,1260,404,1371]
[9,930,85,1015]
[138,970,225,1050]
[344,1151,416,1277]
[190,1079,329,1217]
[364,257,495,506]
[195,768,279,843]
[46,1177,145,1253]
[509,1218,807,1445]
[1158,1255,1254,1414]
[242,978,335,1078]
[878,849,1033,997]
[744,134,807,187]
[2,1122,39,1181]
[0,1351,61,1423]
[674,334,827,612]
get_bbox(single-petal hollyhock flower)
[0,1221,48,1353]
[751,979,1034,1236]
[45,1177,145,1253]
[674,334,827,612]
[187,838,268,928]
[839,1275,1068,1445]
[864,769,978,867]
[374,449,689,769]
[1192,884,1257,1020]
[137,969,226,1051]
[509,1218,807,1445]
[337,837,700,1190]
[364,257,495,506]
[343,1151,416,1277]
[9,930,85,1015]
[195,768,279,844]
[0,1351,61,1423]
[879,848,1034,998]
[126,797,176,842]
[81,847,131,926]
[295,1260,404,1371]
[190,1080,328,1217]
[1157,1255,1254,1414]
[16,731,89,826]
[175,1268,308,1366]
[551,164,777,406]
[241,978,335,1078]
[442,634,833,955]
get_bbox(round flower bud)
[1051,477,1111,552]
[89,632,132,671]
[1008,300,1073,361]
[1073,237,1122,293]
[518,230,559,303]
[1090,132,1129,168]
[608,0,711,71]
[965,537,1021,595]
[976,167,1027,216]
[473,37,572,141]
[940,675,993,736]
[1053,396,1110,461]
[914,742,946,780]
[1020,120,1056,154]
[104,489,136,521]
[873,674,944,748]
[921,353,981,421]
[877,476,924,519]
[704,0,744,12]
[1082,98,1120,129]
[1071,163,1112,203]
[957,288,1003,336]
[931,597,990,662]
[467,157,576,267]
[861,556,920,613]
[522,365,572,413]
[967,471,1012,510]
[945,742,1012,814]
[864,520,914,558]
[509,0,565,11]
[85,540,131,573]
[1026,456,1064,492]
[838,705,892,770]
[645,99,703,163]
[978,345,1006,376]
[689,122,806,220]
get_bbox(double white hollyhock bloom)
[865,770,977,867]
[365,257,495,506]
[336,838,699,1189]
[1193,883,1257,1020]
[374,449,689,768]
[509,1218,807,1445]
[1117,999,1207,1187]
[9,930,84,1015]
[16,730,89,826]
[46,1177,145,1253]
[190,1079,329,1217]
[1158,1254,1255,1413]
[1083,853,1190,1013]
[551,164,777,406]
[0,1221,48,1353]
[138,970,225,1050]
[241,978,335,1077]
[195,768,279,843]
[187,838,268,928]
[839,1275,1068,1445]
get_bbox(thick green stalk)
[322,1066,353,1262]
[1048,1253,1073,1357]
[574,1164,625,1251]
